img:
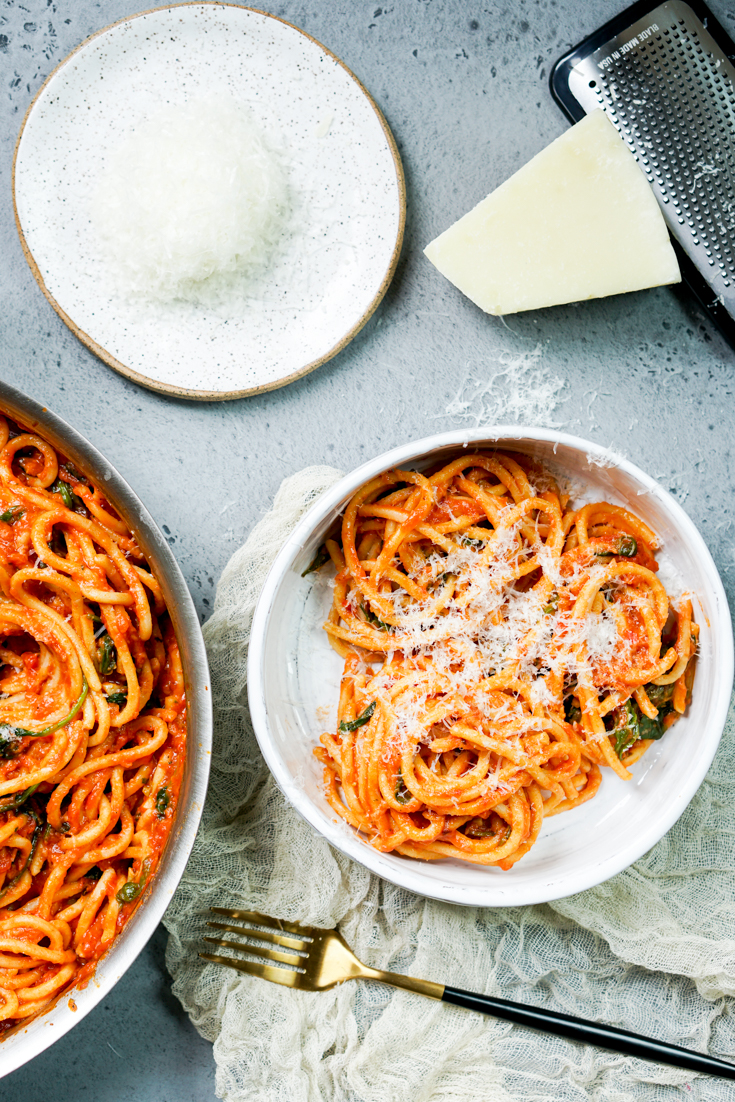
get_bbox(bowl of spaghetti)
[248,428,732,907]
[0,380,210,1076]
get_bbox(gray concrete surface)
[1,0,734,1098]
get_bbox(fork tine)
[206,920,308,950]
[203,936,303,967]
[210,907,313,937]
[199,953,301,988]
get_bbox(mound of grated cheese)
[91,98,289,305]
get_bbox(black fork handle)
[441,986,735,1080]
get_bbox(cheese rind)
[424,110,681,315]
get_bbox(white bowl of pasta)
[0,380,211,1077]
[249,428,733,907]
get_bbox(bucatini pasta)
[311,451,696,868]
[0,412,185,1030]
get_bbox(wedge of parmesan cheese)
[424,110,680,315]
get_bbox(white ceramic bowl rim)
[248,426,734,908]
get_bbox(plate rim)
[12,1,407,402]
[247,427,735,907]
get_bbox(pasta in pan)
[312,451,696,868]
[0,413,185,1030]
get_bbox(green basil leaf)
[0,678,88,755]
[155,786,170,819]
[0,810,43,904]
[543,591,559,614]
[301,545,330,577]
[616,536,638,557]
[564,696,581,724]
[644,682,674,708]
[611,696,671,757]
[0,507,23,524]
[51,478,85,513]
[463,816,497,839]
[339,701,376,733]
[612,700,640,758]
[51,478,74,509]
[638,711,667,741]
[97,633,117,675]
[116,881,142,904]
[394,774,413,805]
[360,604,393,632]
[0,783,39,813]
[116,859,150,905]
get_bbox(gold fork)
[201,907,735,1082]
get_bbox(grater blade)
[551,0,735,344]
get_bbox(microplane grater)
[550,0,735,348]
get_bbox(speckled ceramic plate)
[12,4,405,400]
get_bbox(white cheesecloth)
[163,465,735,1102]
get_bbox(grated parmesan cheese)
[438,345,567,429]
[315,453,697,868]
[91,98,289,305]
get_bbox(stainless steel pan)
[0,379,212,1078]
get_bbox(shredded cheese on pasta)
[313,451,697,868]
